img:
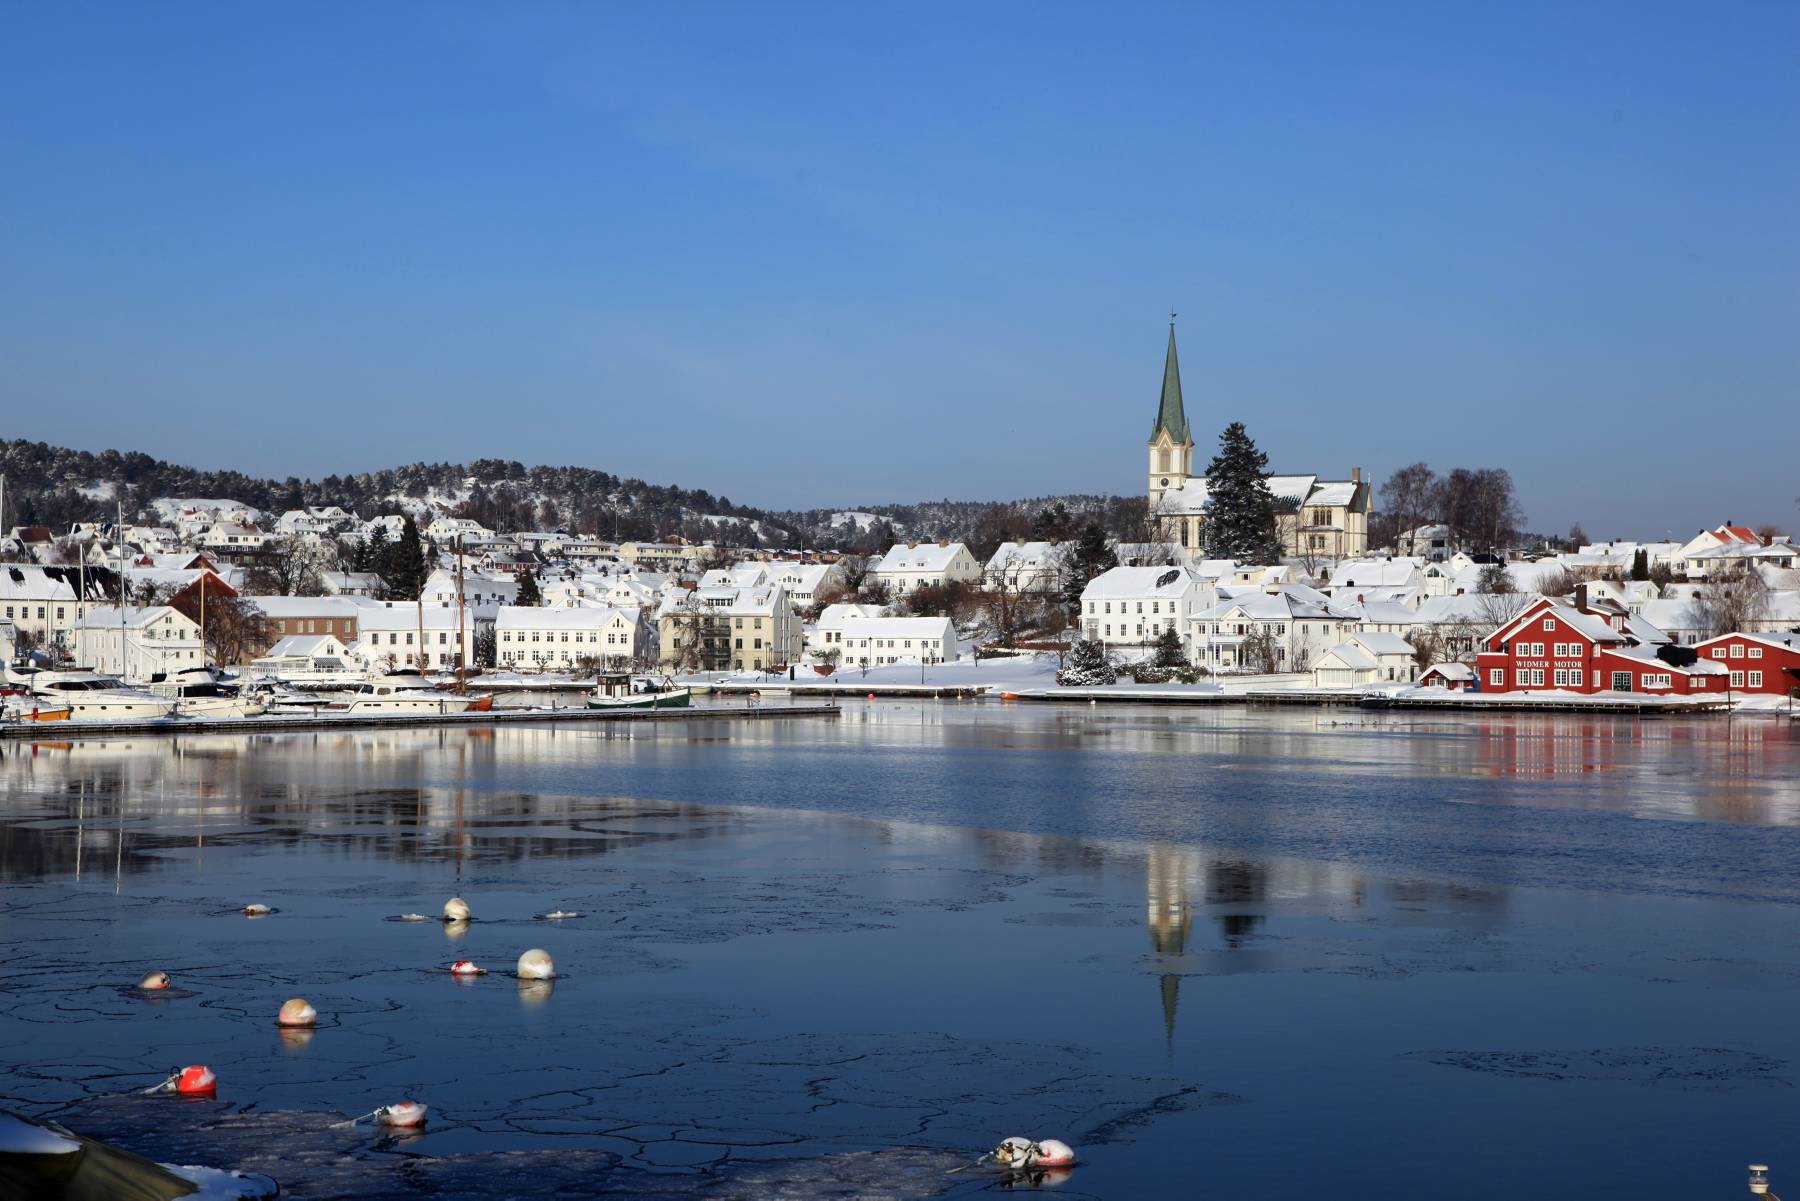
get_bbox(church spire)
[1148,319,1190,445]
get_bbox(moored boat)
[335,670,476,715]
[29,670,177,721]
[586,671,690,709]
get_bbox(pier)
[0,702,842,741]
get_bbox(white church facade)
[1146,323,1371,560]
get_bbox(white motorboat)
[335,670,474,715]
[30,669,178,721]
[147,666,267,719]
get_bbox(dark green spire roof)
[1148,323,1190,445]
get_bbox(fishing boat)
[586,672,691,710]
[335,670,476,715]
[30,669,178,720]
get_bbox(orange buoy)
[138,971,171,991]
[866,692,876,700]
[175,1065,216,1095]
[377,1100,428,1128]
[277,998,317,1028]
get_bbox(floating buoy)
[396,913,430,922]
[277,998,317,1028]
[867,693,876,700]
[993,1137,1075,1170]
[449,960,485,976]
[175,1065,216,1095]
[543,910,580,920]
[442,897,470,922]
[516,949,555,979]
[377,1100,428,1128]
[138,971,171,991]
[242,903,272,917]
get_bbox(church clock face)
[1159,478,1169,487]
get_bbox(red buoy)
[378,1100,428,1128]
[175,1065,217,1095]
[450,960,484,976]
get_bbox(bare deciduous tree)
[1380,462,1438,552]
[1693,562,1769,638]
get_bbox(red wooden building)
[1474,597,1729,696]
[1691,632,1800,695]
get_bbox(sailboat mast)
[455,537,467,693]
[116,498,126,678]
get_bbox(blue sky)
[2,2,1795,537]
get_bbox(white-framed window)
[1730,671,1744,687]
[1516,669,1529,686]
[1730,645,1744,658]
[1749,646,1763,659]
[1570,668,1584,686]
[1554,669,1567,686]
[1749,671,1763,688]
[1490,669,1504,686]
[1712,647,1728,658]
[1531,669,1544,686]
[1543,618,1555,630]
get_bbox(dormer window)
[1543,619,1555,630]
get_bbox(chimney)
[1575,582,1589,611]
[938,538,948,548]
[1352,466,1362,483]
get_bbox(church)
[1146,323,1371,560]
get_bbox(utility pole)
[454,537,467,692]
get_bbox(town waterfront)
[3,703,1799,1198]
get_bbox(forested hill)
[0,439,1144,551]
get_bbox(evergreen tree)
[360,523,389,576]
[1200,422,1283,564]
[1631,548,1649,581]
[515,568,542,607]
[1059,521,1119,611]
[1031,501,1075,543]
[385,515,428,600]
[1153,625,1186,669]
[1057,637,1117,686]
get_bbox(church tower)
[1147,320,1193,513]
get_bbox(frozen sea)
[2,702,1799,1199]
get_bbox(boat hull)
[585,689,691,710]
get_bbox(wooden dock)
[1008,687,1735,715]
[0,702,841,741]
[702,682,989,700]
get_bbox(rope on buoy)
[140,1065,216,1096]
[331,1101,428,1130]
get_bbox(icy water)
[2,704,1799,1199]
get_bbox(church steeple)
[1147,317,1194,514]
[1149,320,1190,445]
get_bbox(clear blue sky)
[2,2,1795,537]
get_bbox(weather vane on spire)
[1169,307,1177,325]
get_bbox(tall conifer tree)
[385,515,429,600]
[1201,422,1283,564]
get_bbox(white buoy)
[377,1100,428,1128]
[242,903,272,917]
[442,897,470,921]
[543,910,580,920]
[1031,1139,1076,1168]
[992,1137,1075,1170]
[396,913,430,922]
[277,997,317,1028]
[138,971,171,991]
[449,960,484,976]
[516,948,555,979]
[993,1137,1034,1168]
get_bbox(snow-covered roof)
[74,605,190,631]
[1605,644,1728,674]
[1330,559,1423,588]
[242,596,360,618]
[496,604,629,629]
[1422,662,1475,681]
[261,634,348,658]
[830,616,954,641]
[876,542,970,572]
[1081,565,1199,600]
[0,566,80,601]
[986,541,1062,572]
[1349,631,1415,657]
[1316,643,1379,670]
